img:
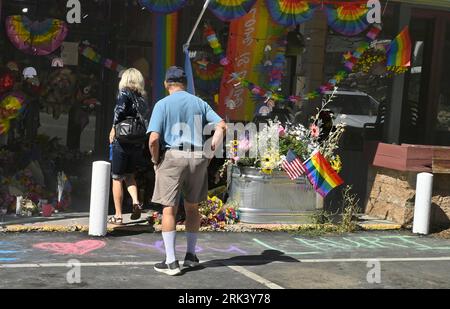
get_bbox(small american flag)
[282,150,306,180]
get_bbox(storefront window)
[324,8,395,105]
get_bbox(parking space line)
[225,264,284,289]
[0,261,158,268]
[2,256,450,269]
[297,257,450,263]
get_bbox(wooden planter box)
[363,142,450,173]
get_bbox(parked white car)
[322,90,380,128]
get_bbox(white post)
[88,161,111,236]
[412,172,433,235]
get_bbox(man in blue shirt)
[148,66,226,276]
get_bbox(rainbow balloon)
[208,0,257,21]
[265,0,317,27]
[326,4,369,36]
[387,26,412,67]
[152,12,179,102]
[5,15,68,56]
[139,0,187,14]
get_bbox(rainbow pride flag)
[303,151,344,197]
[152,12,179,103]
[387,26,412,67]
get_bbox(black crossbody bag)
[115,94,148,144]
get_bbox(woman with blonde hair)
[108,68,149,225]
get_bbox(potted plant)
[220,90,346,224]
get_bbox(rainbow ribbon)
[152,12,179,102]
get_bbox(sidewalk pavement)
[0,211,402,233]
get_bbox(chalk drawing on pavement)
[33,240,106,255]
[122,241,248,255]
[253,236,450,255]
[0,241,25,262]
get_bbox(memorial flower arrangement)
[199,196,240,229]
[151,196,240,229]
[220,89,346,177]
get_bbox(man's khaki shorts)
[152,149,209,207]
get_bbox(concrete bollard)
[412,172,433,235]
[88,161,111,237]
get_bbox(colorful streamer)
[326,4,369,36]
[204,24,230,66]
[139,0,187,14]
[265,0,317,27]
[208,0,257,21]
[152,12,179,102]
[5,15,68,56]
[79,43,126,73]
[230,24,382,105]
[386,26,411,67]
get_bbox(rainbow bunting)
[265,0,317,27]
[208,0,257,21]
[303,150,344,197]
[386,26,411,67]
[193,62,224,94]
[139,0,187,14]
[152,12,179,102]
[5,15,68,56]
[326,4,369,36]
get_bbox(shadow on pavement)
[182,250,299,275]
[108,220,155,237]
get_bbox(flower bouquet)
[221,89,345,177]
[199,196,240,229]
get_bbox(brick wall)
[365,167,450,228]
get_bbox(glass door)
[400,17,434,144]
[435,22,450,145]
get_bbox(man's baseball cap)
[165,66,187,83]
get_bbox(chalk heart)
[33,240,106,255]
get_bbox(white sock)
[186,232,198,255]
[162,231,177,264]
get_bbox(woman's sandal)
[130,203,143,221]
[108,216,124,226]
